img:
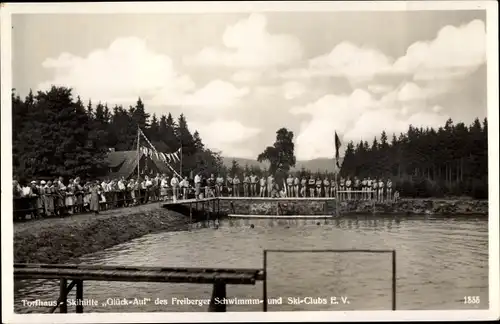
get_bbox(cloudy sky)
[12,10,487,160]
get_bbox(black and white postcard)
[1,1,499,323]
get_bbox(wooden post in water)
[75,280,83,313]
[189,202,193,230]
[392,250,397,310]
[208,281,226,312]
[59,279,68,313]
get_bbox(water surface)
[14,215,489,312]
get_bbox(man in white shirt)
[194,173,201,199]
[170,175,179,202]
[161,176,170,201]
[180,176,189,199]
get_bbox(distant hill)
[221,156,344,173]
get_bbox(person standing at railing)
[300,177,307,197]
[259,176,266,197]
[372,178,378,201]
[293,175,300,198]
[127,178,136,205]
[45,181,55,216]
[353,177,360,200]
[30,180,43,218]
[331,177,337,198]
[233,174,241,197]
[194,173,202,198]
[286,174,293,197]
[206,174,215,198]
[243,173,250,197]
[65,179,75,214]
[378,178,384,202]
[215,174,223,197]
[117,177,126,207]
[315,177,322,197]
[339,177,345,201]
[266,174,273,198]
[361,177,367,200]
[180,176,189,199]
[386,179,393,201]
[323,177,330,197]
[90,181,100,215]
[346,177,352,200]
[366,177,372,200]
[170,174,179,202]
[74,178,84,213]
[82,182,91,211]
[161,176,170,201]
[250,172,258,197]
[226,175,233,197]
[308,176,315,198]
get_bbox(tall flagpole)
[334,132,339,216]
[137,126,140,180]
[180,142,183,178]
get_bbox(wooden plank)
[219,197,337,201]
[227,214,334,219]
[14,268,261,285]
[162,197,218,206]
[15,263,261,275]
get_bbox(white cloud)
[283,81,306,100]
[397,82,427,101]
[190,119,261,158]
[394,19,486,80]
[367,84,394,94]
[181,79,249,108]
[308,42,394,84]
[291,88,449,160]
[281,19,486,99]
[231,70,263,83]
[184,13,303,68]
[39,37,195,105]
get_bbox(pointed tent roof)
[105,150,172,179]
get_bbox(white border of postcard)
[1,1,499,323]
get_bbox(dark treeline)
[12,86,489,199]
[340,118,488,199]
[12,86,224,181]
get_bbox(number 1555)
[464,296,480,304]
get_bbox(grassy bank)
[14,203,189,264]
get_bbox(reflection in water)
[14,215,488,313]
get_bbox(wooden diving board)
[14,263,264,285]
[219,197,337,201]
[227,214,335,219]
[162,197,218,206]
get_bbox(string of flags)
[140,146,181,163]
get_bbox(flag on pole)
[335,131,342,169]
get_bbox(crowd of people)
[13,172,399,220]
[190,173,398,202]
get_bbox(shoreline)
[13,198,488,265]
[14,203,190,264]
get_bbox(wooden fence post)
[208,281,226,312]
